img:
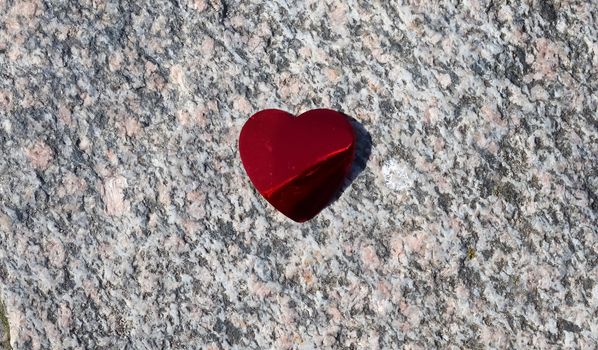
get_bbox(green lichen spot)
[466,247,476,260]
[0,298,11,350]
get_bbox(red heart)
[239,109,356,222]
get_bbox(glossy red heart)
[239,109,355,222]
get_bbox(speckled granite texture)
[0,0,597,348]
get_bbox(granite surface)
[1,0,597,349]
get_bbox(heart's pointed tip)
[288,216,312,223]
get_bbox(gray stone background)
[0,0,597,349]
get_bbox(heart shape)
[239,109,356,222]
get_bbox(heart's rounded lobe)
[239,109,355,222]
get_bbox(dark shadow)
[329,113,373,204]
